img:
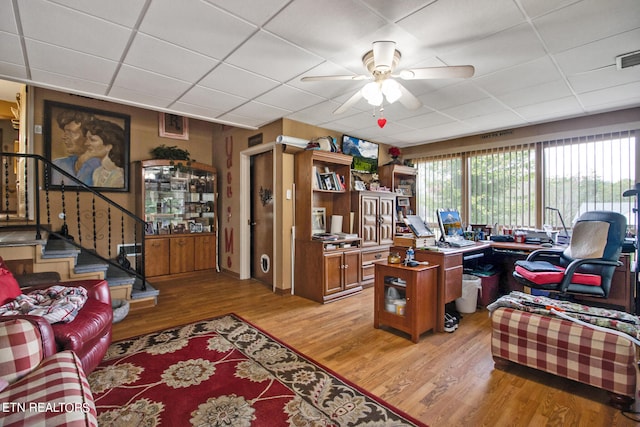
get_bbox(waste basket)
[456,274,482,313]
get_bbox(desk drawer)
[362,248,389,264]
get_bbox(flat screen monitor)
[341,135,378,173]
[437,208,465,238]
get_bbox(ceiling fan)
[301,41,475,115]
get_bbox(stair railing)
[0,152,146,289]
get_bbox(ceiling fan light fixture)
[362,82,383,106]
[381,79,401,104]
[372,41,396,72]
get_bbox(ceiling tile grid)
[0,0,637,145]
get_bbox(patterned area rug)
[88,313,427,426]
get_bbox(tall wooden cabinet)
[351,190,396,286]
[294,150,362,303]
[136,159,218,278]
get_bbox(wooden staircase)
[0,230,159,311]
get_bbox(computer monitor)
[437,209,465,238]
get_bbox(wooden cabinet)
[352,191,395,286]
[136,159,218,278]
[323,248,361,297]
[378,164,417,218]
[294,150,362,303]
[374,261,438,342]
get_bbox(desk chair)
[512,211,626,299]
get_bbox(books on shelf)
[314,169,345,191]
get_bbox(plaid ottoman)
[491,307,637,409]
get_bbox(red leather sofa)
[0,259,113,374]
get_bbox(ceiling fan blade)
[301,74,368,82]
[398,65,475,80]
[396,83,422,110]
[372,41,396,71]
[333,90,363,115]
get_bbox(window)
[414,155,461,230]
[414,130,636,234]
[543,131,636,233]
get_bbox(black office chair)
[512,211,627,298]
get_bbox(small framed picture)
[145,221,155,235]
[159,113,189,140]
[397,197,410,207]
[354,181,367,191]
[311,207,326,235]
[397,184,413,196]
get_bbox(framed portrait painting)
[44,100,130,192]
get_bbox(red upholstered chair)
[0,258,113,374]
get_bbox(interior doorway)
[249,150,274,286]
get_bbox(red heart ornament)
[377,118,387,128]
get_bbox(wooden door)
[145,237,170,277]
[250,150,274,286]
[170,236,194,274]
[378,195,395,245]
[323,252,344,295]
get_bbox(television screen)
[341,135,378,173]
[437,209,465,237]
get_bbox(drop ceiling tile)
[179,85,247,111]
[397,0,525,56]
[397,111,455,129]
[226,30,323,83]
[256,85,324,111]
[474,56,562,96]
[362,0,436,22]
[18,0,132,61]
[49,0,148,27]
[554,29,640,76]
[514,96,584,121]
[291,62,366,98]
[112,65,191,102]
[497,80,573,108]
[124,33,218,83]
[533,0,640,53]
[420,81,487,110]
[263,0,387,59]
[172,101,228,120]
[0,0,17,32]
[29,68,109,95]
[25,40,117,84]
[463,110,527,130]
[205,0,289,26]
[579,82,640,110]
[199,63,279,98]
[108,84,175,110]
[214,111,263,128]
[0,61,27,80]
[286,101,342,126]
[441,97,507,120]
[568,66,640,94]
[0,33,24,65]
[140,0,256,59]
[231,100,291,124]
[441,23,547,78]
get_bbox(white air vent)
[616,50,640,70]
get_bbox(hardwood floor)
[113,271,640,427]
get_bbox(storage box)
[393,235,435,248]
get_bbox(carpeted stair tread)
[42,238,80,258]
[130,279,158,299]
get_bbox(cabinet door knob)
[374,254,382,259]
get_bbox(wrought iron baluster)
[92,196,97,251]
[44,165,51,227]
[76,190,82,245]
[3,158,9,221]
[107,206,112,259]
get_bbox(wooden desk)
[490,241,634,313]
[392,242,491,332]
[374,261,438,342]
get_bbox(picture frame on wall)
[159,112,189,140]
[44,100,130,192]
[311,207,326,235]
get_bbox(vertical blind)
[413,130,635,234]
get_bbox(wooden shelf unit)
[294,150,362,303]
[378,164,417,219]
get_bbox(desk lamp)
[545,207,570,245]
